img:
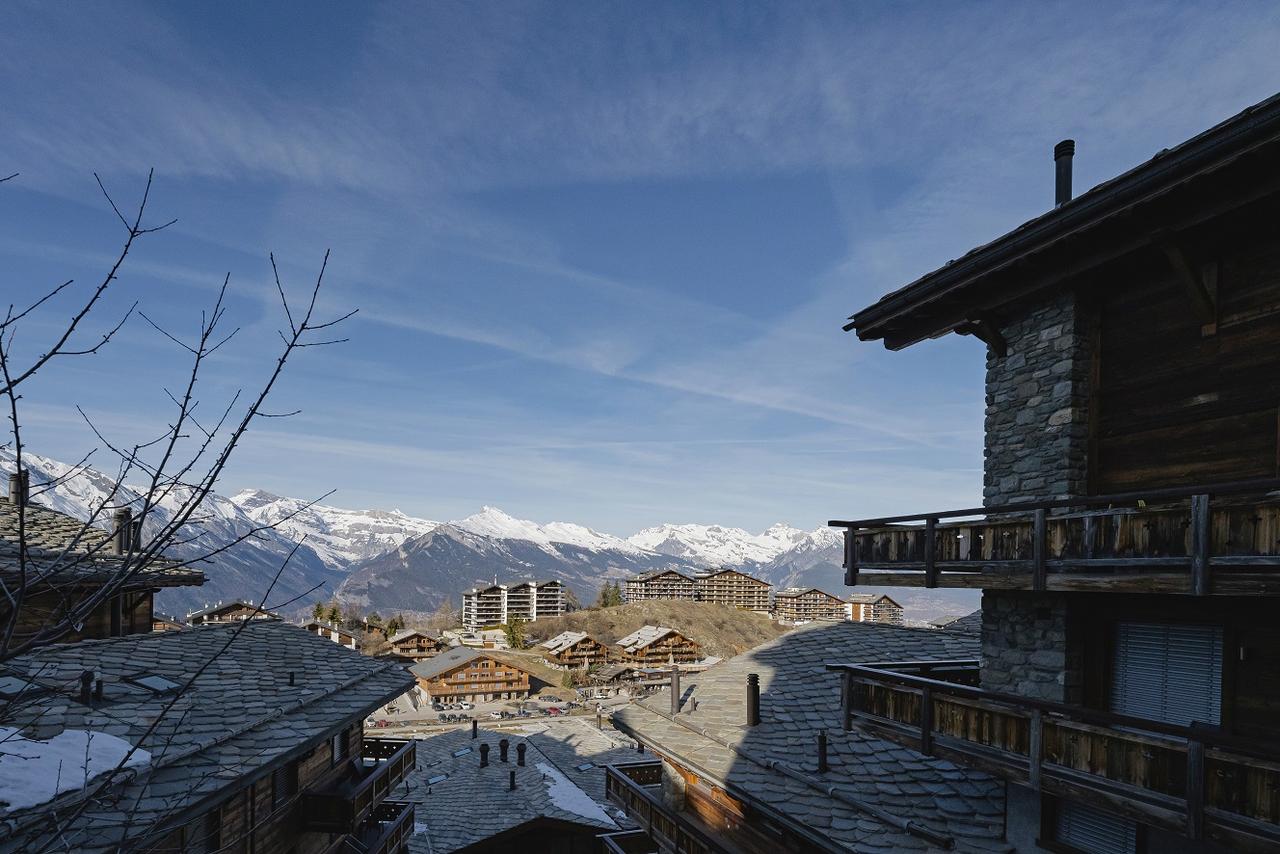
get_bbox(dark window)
[1050,799,1137,854]
[272,760,298,809]
[186,807,221,854]
[332,728,349,765]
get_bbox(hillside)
[523,601,790,660]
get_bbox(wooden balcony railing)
[317,801,415,854]
[600,829,662,854]
[604,762,720,854]
[827,660,1280,853]
[829,477,1280,594]
[305,738,416,832]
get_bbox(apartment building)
[772,587,845,624]
[846,593,904,626]
[623,569,696,603]
[461,579,564,630]
[411,647,538,703]
[693,568,771,611]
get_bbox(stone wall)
[983,292,1092,506]
[980,591,1079,703]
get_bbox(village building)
[461,579,565,630]
[826,94,1280,852]
[930,610,983,635]
[772,587,845,624]
[387,628,448,661]
[303,618,359,649]
[608,621,1005,853]
[693,568,771,612]
[845,592,904,625]
[613,625,701,666]
[410,647,543,703]
[150,612,187,632]
[394,724,640,853]
[185,599,280,625]
[622,569,696,603]
[539,630,610,668]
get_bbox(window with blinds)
[1110,622,1223,726]
[1053,800,1137,854]
[331,728,349,765]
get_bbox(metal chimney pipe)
[112,508,132,555]
[479,743,489,768]
[516,742,527,767]
[7,471,27,507]
[669,666,681,715]
[509,769,516,791]
[746,673,760,727]
[1054,139,1075,207]
[499,738,509,763]
[816,730,828,773]
[471,718,478,740]
[94,679,104,702]
[79,670,94,704]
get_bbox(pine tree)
[312,602,325,621]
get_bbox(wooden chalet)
[846,593,903,626]
[186,599,280,625]
[304,619,359,649]
[410,647,540,703]
[771,587,844,624]
[825,93,1280,853]
[693,568,771,612]
[538,630,610,667]
[150,612,187,632]
[386,628,448,661]
[623,569,695,603]
[613,625,701,666]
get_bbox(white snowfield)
[0,726,151,813]
[534,761,617,826]
[452,506,642,554]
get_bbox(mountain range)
[0,450,977,621]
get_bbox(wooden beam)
[954,316,1009,356]
[1190,493,1211,596]
[1154,230,1217,327]
[1187,738,1205,840]
[1032,509,1047,593]
[1029,710,1043,792]
[924,517,938,589]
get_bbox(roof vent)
[1054,139,1075,207]
[746,673,760,727]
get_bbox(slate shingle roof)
[540,631,589,654]
[389,629,436,645]
[0,496,203,589]
[615,625,682,652]
[397,723,626,853]
[0,620,414,851]
[408,646,545,682]
[611,620,1012,853]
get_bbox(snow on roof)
[534,762,615,824]
[0,725,150,813]
[539,631,589,654]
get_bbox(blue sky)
[3,1,1279,534]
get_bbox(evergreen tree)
[312,601,325,621]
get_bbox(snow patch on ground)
[0,726,150,812]
[534,761,616,826]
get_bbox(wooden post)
[919,686,933,756]
[924,517,938,589]
[843,528,858,586]
[1028,710,1043,791]
[841,671,853,731]
[1032,509,1047,593]
[1186,738,1205,840]
[1190,494,1210,596]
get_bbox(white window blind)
[1111,622,1222,726]
[1054,800,1137,854]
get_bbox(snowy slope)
[627,521,811,566]
[231,489,438,567]
[452,506,642,554]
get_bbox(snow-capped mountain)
[452,506,642,554]
[231,489,438,567]
[627,521,813,566]
[0,450,342,616]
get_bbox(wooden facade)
[846,594,903,626]
[304,620,359,649]
[416,654,533,702]
[614,627,702,666]
[772,588,844,624]
[387,630,447,661]
[693,569,771,612]
[540,632,611,668]
[187,600,279,625]
[624,571,696,603]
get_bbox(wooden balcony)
[318,801,415,854]
[830,477,1280,594]
[827,660,1280,853]
[305,738,416,832]
[604,762,722,854]
[600,829,662,854]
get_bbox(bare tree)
[0,171,357,850]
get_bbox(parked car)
[432,703,444,712]
[459,702,474,710]
[489,711,502,719]
[547,707,562,716]
[437,713,446,722]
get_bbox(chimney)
[1054,139,1075,207]
[288,672,295,687]
[8,470,28,507]
[79,670,94,704]
[94,678,105,702]
[746,673,760,727]
[499,738,509,763]
[112,508,133,555]
[479,743,490,768]
[471,719,478,740]
[816,730,828,773]
[669,665,681,715]
[516,742,527,767]
[509,769,517,791]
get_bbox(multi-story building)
[539,630,610,668]
[186,599,280,625]
[823,94,1280,853]
[0,471,416,854]
[411,647,538,703]
[846,593,904,625]
[613,625,702,665]
[772,587,845,624]
[623,569,696,602]
[387,628,448,661]
[460,580,564,630]
[693,568,771,611]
